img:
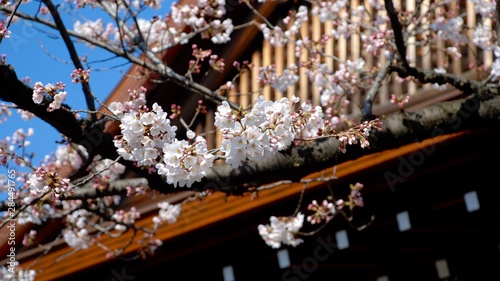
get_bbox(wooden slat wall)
[406,0,417,95]
[466,0,477,68]
[377,0,390,103]
[208,0,490,148]
[299,21,310,103]
[312,10,321,106]
[287,20,297,100]
[421,0,432,90]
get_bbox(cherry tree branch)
[384,0,496,96]
[0,6,126,56]
[390,65,496,95]
[2,0,499,208]
[2,87,498,211]
[1,5,237,109]
[384,0,410,68]
[97,0,239,109]
[69,178,149,200]
[0,65,83,141]
[188,93,500,194]
[42,0,96,118]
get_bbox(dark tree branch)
[2,89,499,210]
[384,0,410,68]
[42,0,96,119]
[0,65,82,141]
[188,93,500,195]
[0,64,117,180]
[69,178,149,200]
[390,65,496,95]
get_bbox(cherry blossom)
[63,228,92,249]
[258,212,305,249]
[0,263,36,281]
[137,233,163,259]
[54,144,88,169]
[156,136,214,187]
[0,19,10,39]
[27,167,72,198]
[156,201,181,225]
[113,102,177,165]
[32,81,68,111]
[307,199,337,225]
[112,207,141,231]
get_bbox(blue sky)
[0,1,172,199]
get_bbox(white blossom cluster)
[260,25,289,47]
[156,136,214,187]
[312,58,365,107]
[430,17,468,44]
[113,103,177,166]
[17,108,35,121]
[468,0,496,18]
[93,157,127,181]
[63,228,92,249]
[63,209,93,249]
[258,64,299,92]
[113,94,215,187]
[72,0,235,50]
[73,19,117,47]
[258,212,304,248]
[208,19,233,44]
[215,96,298,168]
[491,47,500,80]
[66,209,91,230]
[171,0,227,26]
[27,167,72,198]
[54,144,88,170]
[0,128,34,168]
[473,24,495,50]
[215,95,326,168]
[0,103,12,125]
[311,0,348,22]
[295,101,324,139]
[154,201,181,225]
[361,29,393,56]
[32,82,67,112]
[108,87,148,118]
[16,204,55,225]
[0,263,36,281]
[260,5,308,46]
